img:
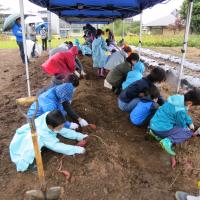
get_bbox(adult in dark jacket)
[118,67,166,113]
[105,53,139,94]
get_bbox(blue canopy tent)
[28,0,166,21]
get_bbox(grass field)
[0,34,200,49]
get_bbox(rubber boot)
[160,138,176,156]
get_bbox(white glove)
[189,123,195,130]
[79,118,89,127]
[81,70,87,76]
[69,122,79,130]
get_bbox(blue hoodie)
[12,22,23,42]
[122,61,145,90]
[150,95,192,132]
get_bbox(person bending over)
[28,74,88,130]
[130,85,160,127]
[105,53,139,95]
[150,88,200,157]
[10,110,88,172]
[118,67,166,113]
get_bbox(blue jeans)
[17,41,25,63]
[118,98,140,113]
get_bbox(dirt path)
[0,49,200,199]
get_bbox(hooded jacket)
[122,61,145,90]
[150,95,192,132]
[106,60,132,88]
[92,36,108,68]
[104,50,128,70]
[9,112,86,172]
[130,96,159,126]
[42,46,78,75]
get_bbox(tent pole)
[122,19,124,38]
[176,0,193,92]
[47,11,51,50]
[69,23,72,38]
[19,0,31,96]
[139,11,143,57]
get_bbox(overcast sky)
[1,0,184,23]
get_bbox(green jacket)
[106,60,132,88]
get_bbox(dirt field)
[1,49,200,200]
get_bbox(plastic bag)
[35,43,42,56]
[26,39,34,58]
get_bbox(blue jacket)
[122,61,145,90]
[92,36,108,68]
[12,23,23,42]
[28,83,74,127]
[150,95,192,132]
[119,77,153,103]
[9,112,87,172]
[130,97,158,125]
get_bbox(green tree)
[103,20,140,36]
[180,0,200,33]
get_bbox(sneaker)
[160,138,176,156]
[148,129,162,141]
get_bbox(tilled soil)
[0,49,200,200]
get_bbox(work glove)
[189,123,195,130]
[79,118,89,127]
[69,122,79,130]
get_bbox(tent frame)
[177,0,193,92]
[138,11,143,57]
[48,11,52,50]
[19,0,31,96]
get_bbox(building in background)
[143,10,183,35]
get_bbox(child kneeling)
[130,85,160,127]
[150,88,200,156]
[10,110,88,172]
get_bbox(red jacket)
[42,46,78,75]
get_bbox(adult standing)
[40,25,47,51]
[105,29,115,44]
[12,17,26,64]
[27,23,37,58]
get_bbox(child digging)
[130,85,160,127]
[150,88,200,166]
[10,110,88,172]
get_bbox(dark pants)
[42,38,47,51]
[17,41,25,63]
[31,43,36,57]
[154,126,192,144]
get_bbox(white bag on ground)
[26,39,34,59]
